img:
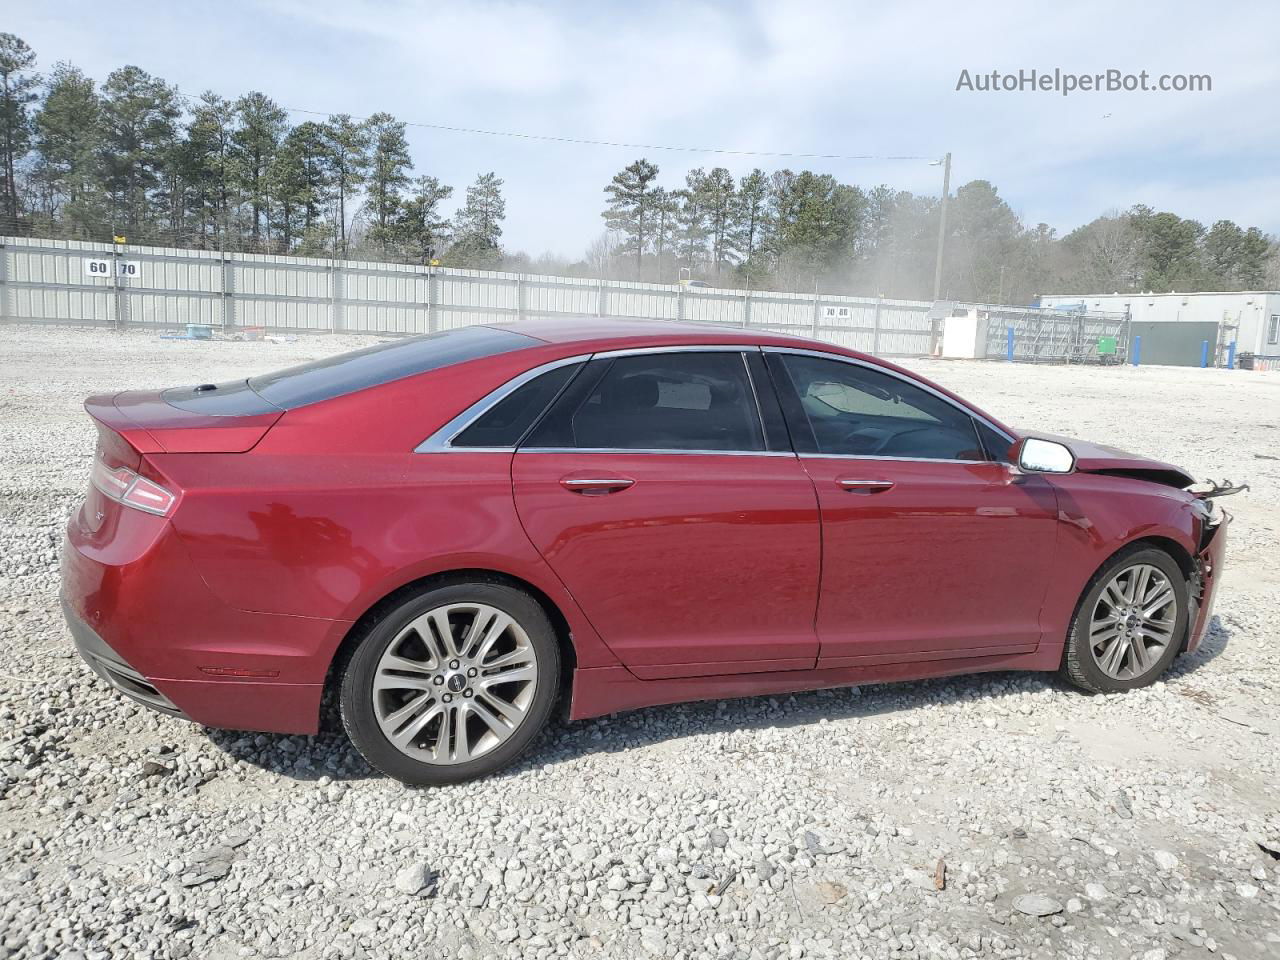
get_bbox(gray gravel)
[2,325,1279,960]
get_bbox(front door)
[765,350,1060,667]
[512,350,821,679]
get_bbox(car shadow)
[207,614,1232,785]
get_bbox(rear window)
[247,326,537,410]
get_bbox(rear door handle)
[560,476,636,495]
[836,478,895,493]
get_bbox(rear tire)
[341,582,560,786]
[1061,546,1188,694]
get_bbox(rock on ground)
[0,326,1278,960]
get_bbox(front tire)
[341,582,560,786]
[1061,546,1188,694]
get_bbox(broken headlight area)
[1187,478,1249,502]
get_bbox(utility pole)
[931,152,951,301]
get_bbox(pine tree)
[394,174,452,264]
[697,166,737,276]
[450,172,505,267]
[185,91,237,243]
[731,169,769,278]
[233,92,287,247]
[651,186,679,281]
[602,158,660,275]
[321,113,370,255]
[364,112,411,254]
[675,169,709,272]
[32,62,102,236]
[0,32,39,226]
[270,121,332,249]
[1129,205,1205,292]
[98,65,180,237]
[768,170,864,289]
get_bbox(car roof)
[496,316,848,353]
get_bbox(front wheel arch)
[1059,539,1193,690]
[1060,533,1195,650]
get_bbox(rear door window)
[524,352,765,452]
[450,362,583,448]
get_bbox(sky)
[10,0,1280,259]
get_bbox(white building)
[1038,291,1280,357]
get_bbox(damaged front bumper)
[1184,509,1230,655]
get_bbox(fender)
[1039,471,1200,653]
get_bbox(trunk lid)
[85,379,283,454]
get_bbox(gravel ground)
[2,324,1279,960]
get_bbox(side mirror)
[1011,437,1075,474]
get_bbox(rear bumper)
[61,514,342,735]
[62,596,185,717]
[1185,511,1230,654]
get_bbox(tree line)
[0,32,504,267]
[2,31,1277,301]
[598,159,1279,302]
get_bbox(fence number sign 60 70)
[83,259,141,278]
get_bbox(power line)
[172,88,935,163]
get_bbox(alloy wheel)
[372,602,538,764]
[1088,563,1178,681]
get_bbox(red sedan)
[61,319,1230,784]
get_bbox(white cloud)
[11,0,1280,257]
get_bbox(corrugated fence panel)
[235,260,330,300]
[345,264,430,306]
[749,294,819,334]
[125,291,220,327]
[0,236,942,357]
[685,291,747,326]
[11,283,114,323]
[133,254,222,295]
[344,303,429,336]
[11,245,114,289]
[437,269,518,312]
[237,297,331,331]
[525,276,597,316]
[604,283,680,320]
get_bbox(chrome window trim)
[588,343,761,358]
[739,351,771,450]
[417,345,770,454]
[415,353,589,452]
[761,345,1016,449]
[518,448,796,458]
[798,453,993,466]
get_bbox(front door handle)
[560,476,636,495]
[836,478,895,493]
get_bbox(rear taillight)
[90,459,177,516]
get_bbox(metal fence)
[979,304,1130,363]
[0,236,941,356]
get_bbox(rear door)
[765,349,1060,667]
[511,349,822,679]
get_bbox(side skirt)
[567,643,1066,723]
